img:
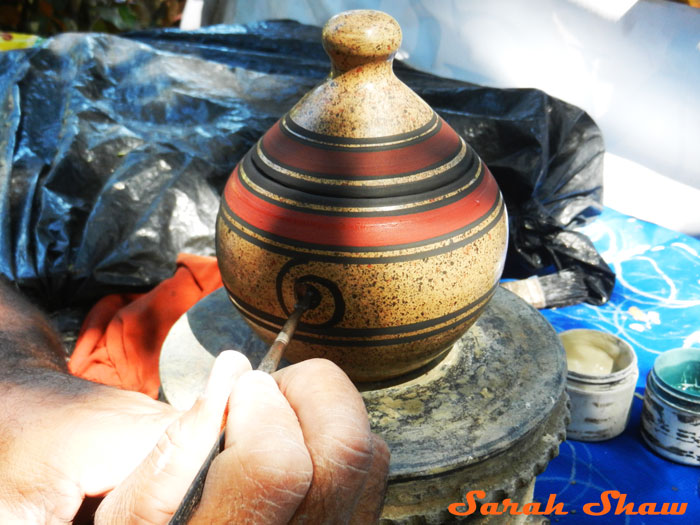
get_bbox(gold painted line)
[281,115,440,149]
[230,290,493,342]
[240,161,482,213]
[256,140,468,187]
[226,294,275,331]
[297,295,491,341]
[218,194,503,259]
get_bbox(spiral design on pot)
[275,258,346,328]
[216,111,508,381]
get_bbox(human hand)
[0,279,183,524]
[95,352,390,524]
[0,375,181,523]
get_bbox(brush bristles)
[501,269,588,309]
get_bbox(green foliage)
[0,0,186,35]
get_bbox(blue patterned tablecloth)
[534,207,700,523]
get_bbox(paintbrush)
[169,284,319,524]
[500,269,588,309]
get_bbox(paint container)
[560,329,639,441]
[641,348,700,465]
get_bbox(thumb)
[95,351,251,525]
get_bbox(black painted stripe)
[282,112,440,150]
[239,306,486,347]
[240,153,485,216]
[227,284,496,345]
[252,142,474,199]
[218,195,505,264]
[257,138,470,182]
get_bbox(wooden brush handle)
[168,285,318,524]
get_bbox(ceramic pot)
[216,10,508,381]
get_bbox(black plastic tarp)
[0,21,614,309]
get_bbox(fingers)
[350,434,390,525]
[190,371,313,524]
[95,355,390,525]
[95,351,251,525]
[273,359,389,524]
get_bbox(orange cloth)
[68,253,222,399]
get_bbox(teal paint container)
[641,348,700,465]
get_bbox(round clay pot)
[216,10,508,382]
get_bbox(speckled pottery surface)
[216,10,508,381]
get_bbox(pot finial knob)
[322,9,401,74]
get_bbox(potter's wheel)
[160,287,568,524]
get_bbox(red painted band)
[262,119,461,178]
[223,164,501,248]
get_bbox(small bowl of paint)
[559,329,639,441]
[641,348,700,465]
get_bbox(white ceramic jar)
[560,329,639,441]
